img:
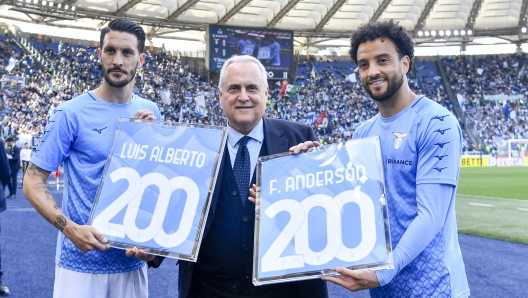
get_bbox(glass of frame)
[253,136,392,285]
[88,118,227,261]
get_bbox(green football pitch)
[456,167,528,244]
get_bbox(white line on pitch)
[468,202,492,207]
[518,208,528,212]
[458,194,528,202]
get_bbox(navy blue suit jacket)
[177,117,327,297]
[7,144,20,172]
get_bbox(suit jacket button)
[232,190,238,196]
[232,283,237,289]
[242,216,248,222]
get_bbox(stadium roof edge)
[2,0,528,48]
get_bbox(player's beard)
[102,62,138,88]
[363,67,404,102]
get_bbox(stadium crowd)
[443,54,528,153]
[1,38,528,153]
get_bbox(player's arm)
[371,114,464,285]
[322,193,452,291]
[374,183,453,285]
[23,162,109,253]
[322,184,453,291]
[323,119,448,291]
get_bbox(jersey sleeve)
[31,104,78,172]
[375,183,454,285]
[416,112,461,185]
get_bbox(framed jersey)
[88,118,227,261]
[253,136,393,285]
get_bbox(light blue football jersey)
[353,96,470,298]
[31,91,161,274]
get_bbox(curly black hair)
[349,20,414,70]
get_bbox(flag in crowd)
[285,84,299,97]
[279,80,288,96]
[5,58,16,72]
[194,95,208,118]
[345,73,357,82]
[296,111,317,126]
[160,90,171,105]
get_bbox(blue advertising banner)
[295,111,316,126]
[88,119,227,261]
[254,136,392,285]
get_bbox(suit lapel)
[263,117,288,155]
[208,145,227,220]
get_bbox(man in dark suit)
[5,137,20,198]
[129,55,328,297]
[0,139,11,295]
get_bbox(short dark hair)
[5,137,14,143]
[349,20,414,70]
[100,18,146,53]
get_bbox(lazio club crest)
[392,132,411,150]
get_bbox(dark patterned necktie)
[233,136,250,206]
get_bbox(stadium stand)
[442,54,528,153]
[414,61,450,108]
[1,37,528,154]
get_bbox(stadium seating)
[441,54,528,153]
[27,39,47,52]
[46,41,60,53]
[1,37,527,152]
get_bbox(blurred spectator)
[5,136,19,198]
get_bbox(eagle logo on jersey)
[392,131,411,150]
